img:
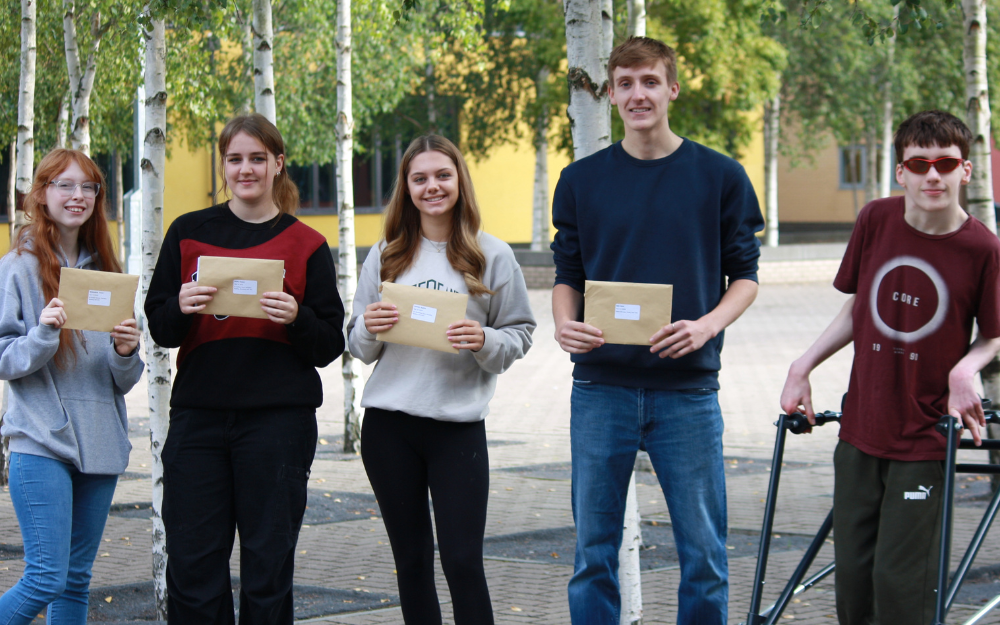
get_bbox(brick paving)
[2,281,1000,624]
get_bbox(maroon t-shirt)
[835,196,1000,461]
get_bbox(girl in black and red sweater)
[145,114,345,625]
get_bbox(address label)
[88,290,112,307]
[233,280,258,296]
[615,303,641,321]
[411,304,438,323]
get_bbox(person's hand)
[780,363,815,428]
[555,320,604,354]
[948,370,984,446]
[363,302,398,334]
[649,318,714,359]
[179,281,217,314]
[448,319,485,351]
[261,291,298,325]
[39,298,67,329]
[112,318,141,356]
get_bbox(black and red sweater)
[145,204,346,410]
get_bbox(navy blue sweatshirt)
[551,140,764,390]
[145,204,346,410]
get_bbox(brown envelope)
[378,282,470,354]
[197,256,285,319]
[584,280,673,346]
[58,268,140,332]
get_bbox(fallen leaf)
[550,552,559,558]
[358,576,366,580]
[100,553,110,557]
[511,606,523,612]
[104,597,113,603]
[319,438,329,445]
[324,493,331,498]
[334,498,342,503]
[299,550,307,554]
[380,599,390,603]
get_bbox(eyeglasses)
[48,180,100,198]
[901,157,964,175]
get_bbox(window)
[839,145,901,190]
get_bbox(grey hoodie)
[0,244,143,474]
[348,233,536,422]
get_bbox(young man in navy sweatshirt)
[551,36,764,624]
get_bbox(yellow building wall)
[777,136,903,223]
[741,113,767,234]
[0,221,120,258]
[467,142,572,245]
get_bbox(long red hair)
[16,149,122,368]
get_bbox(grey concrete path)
[2,282,999,624]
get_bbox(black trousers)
[833,440,944,625]
[161,406,317,625]
[361,408,494,625]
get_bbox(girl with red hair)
[0,148,143,624]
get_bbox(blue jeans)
[568,381,728,625]
[0,452,118,625]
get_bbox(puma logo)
[904,485,933,500]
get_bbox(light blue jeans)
[568,381,728,625]
[0,452,118,625]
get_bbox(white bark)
[251,0,276,125]
[565,0,641,615]
[619,472,643,625]
[764,91,780,247]
[531,67,550,253]
[564,0,613,160]
[56,90,70,149]
[63,0,102,156]
[879,8,897,200]
[6,141,14,225]
[426,56,436,132]
[626,0,645,37]
[141,14,170,620]
[114,150,125,264]
[336,0,363,453]
[16,0,36,213]
[864,126,878,206]
[963,0,995,230]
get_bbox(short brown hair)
[894,110,973,162]
[608,36,678,86]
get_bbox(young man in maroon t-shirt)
[781,110,1000,625]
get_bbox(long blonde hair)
[380,135,492,296]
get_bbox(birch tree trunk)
[14,0,35,239]
[564,0,612,160]
[565,1,641,620]
[426,55,436,132]
[114,150,125,265]
[241,11,253,115]
[626,0,645,37]
[141,13,170,619]
[252,0,276,125]
[6,142,14,224]
[56,90,70,149]
[63,0,102,156]
[764,91,780,247]
[531,67,550,253]
[336,0,363,454]
[879,8,897,200]
[864,126,878,206]
[961,0,1000,488]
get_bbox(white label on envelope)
[615,303,641,321]
[233,280,258,296]
[411,304,438,323]
[87,290,112,307]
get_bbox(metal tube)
[759,562,835,618]
[746,415,790,625]
[962,593,1000,625]
[935,416,959,625]
[763,511,834,625]
[946,484,1000,611]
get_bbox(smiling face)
[406,150,460,225]
[223,131,284,208]
[609,61,679,135]
[44,160,96,243]
[896,143,972,217]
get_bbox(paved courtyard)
[2,281,1000,624]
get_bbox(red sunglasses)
[901,157,964,174]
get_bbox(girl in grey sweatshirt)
[0,149,143,624]
[347,135,535,624]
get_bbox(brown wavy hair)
[380,135,493,296]
[217,114,299,216]
[16,148,122,368]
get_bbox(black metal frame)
[742,407,1000,625]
